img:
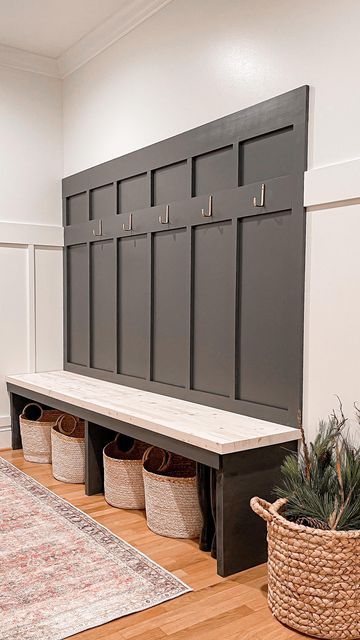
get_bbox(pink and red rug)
[0,457,190,640]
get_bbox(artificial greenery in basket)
[275,400,360,531]
[250,402,360,640]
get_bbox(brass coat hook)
[92,219,102,236]
[201,194,213,218]
[253,183,265,207]
[159,204,170,224]
[122,213,133,231]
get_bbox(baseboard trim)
[0,424,11,449]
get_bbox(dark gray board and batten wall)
[62,86,309,428]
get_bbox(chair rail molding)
[305,157,360,209]
[0,221,63,247]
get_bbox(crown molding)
[58,0,174,78]
[0,0,173,79]
[0,43,60,78]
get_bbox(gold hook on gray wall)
[201,194,213,217]
[253,183,265,207]
[92,219,102,236]
[122,213,133,231]
[159,204,170,224]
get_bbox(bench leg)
[196,463,215,552]
[9,392,29,450]
[85,421,115,496]
[216,442,297,577]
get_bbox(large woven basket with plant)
[251,404,360,640]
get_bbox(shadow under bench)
[7,370,299,577]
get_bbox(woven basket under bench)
[251,497,360,640]
[143,447,202,539]
[103,435,149,509]
[51,419,85,484]
[19,403,63,464]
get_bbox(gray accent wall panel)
[237,211,293,409]
[63,86,308,427]
[67,244,89,366]
[118,173,148,214]
[66,192,87,226]
[153,160,189,205]
[152,228,188,387]
[192,221,234,397]
[90,183,114,220]
[194,146,235,196]
[118,235,149,379]
[240,127,294,185]
[90,240,116,372]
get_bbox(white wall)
[0,66,63,448]
[62,0,360,443]
[63,0,360,176]
[304,201,360,442]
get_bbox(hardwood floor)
[1,448,306,640]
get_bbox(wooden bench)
[6,370,300,577]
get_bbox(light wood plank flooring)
[1,449,306,640]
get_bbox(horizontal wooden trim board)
[0,222,64,246]
[305,157,360,208]
[6,371,300,455]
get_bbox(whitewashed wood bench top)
[6,371,300,455]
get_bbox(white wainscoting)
[0,223,63,449]
[304,158,360,445]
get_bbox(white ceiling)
[0,0,126,58]
[0,0,172,76]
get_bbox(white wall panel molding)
[0,222,63,246]
[58,0,174,77]
[0,243,63,450]
[305,158,360,209]
[0,43,60,78]
[27,245,36,374]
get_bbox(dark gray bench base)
[8,386,296,577]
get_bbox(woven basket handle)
[142,446,169,472]
[114,433,135,454]
[22,403,43,421]
[250,497,274,522]
[269,497,288,515]
[250,496,288,522]
[57,414,77,436]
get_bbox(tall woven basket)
[143,447,202,539]
[51,419,85,484]
[251,496,360,640]
[103,434,149,509]
[19,403,63,464]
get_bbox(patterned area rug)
[0,457,191,640]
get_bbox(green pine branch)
[274,402,360,531]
